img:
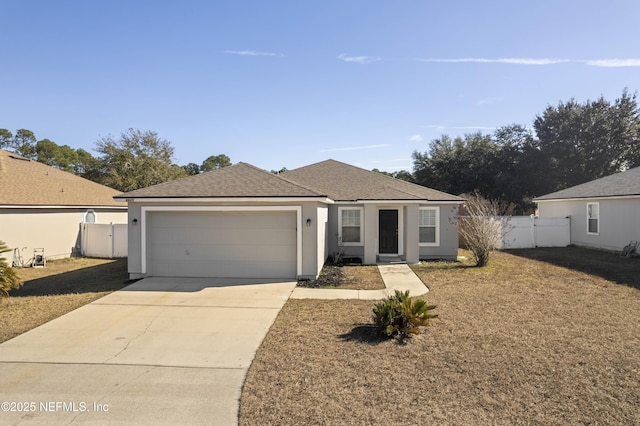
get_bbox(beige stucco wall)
[538,198,640,251]
[0,208,127,263]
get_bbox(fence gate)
[81,223,128,258]
[499,216,570,249]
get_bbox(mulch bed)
[297,265,385,290]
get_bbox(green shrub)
[372,290,437,339]
[0,240,21,297]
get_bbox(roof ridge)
[277,173,328,197]
[239,162,328,197]
[318,159,461,199]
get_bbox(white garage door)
[148,211,297,278]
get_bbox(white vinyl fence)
[81,223,128,258]
[498,216,570,249]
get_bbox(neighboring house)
[0,149,127,263]
[534,166,640,251]
[115,159,463,280]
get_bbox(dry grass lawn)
[340,266,385,290]
[0,258,129,343]
[240,248,640,425]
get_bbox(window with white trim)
[419,207,439,246]
[339,207,363,245]
[587,202,599,235]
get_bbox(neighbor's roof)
[282,159,463,202]
[115,162,326,199]
[535,166,640,201]
[0,149,123,207]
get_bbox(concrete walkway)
[290,263,428,300]
[0,277,296,425]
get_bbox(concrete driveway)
[0,277,296,425]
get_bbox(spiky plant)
[0,241,21,297]
[373,290,437,339]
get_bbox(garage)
[147,210,297,279]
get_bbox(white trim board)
[119,197,333,204]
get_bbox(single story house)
[0,149,127,264]
[115,159,463,280]
[534,166,640,252]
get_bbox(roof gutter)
[336,199,464,204]
[113,196,335,204]
[0,205,127,209]
[534,194,640,202]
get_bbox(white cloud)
[223,50,283,57]
[338,53,382,64]
[418,57,640,68]
[585,58,640,67]
[408,134,423,143]
[419,58,567,65]
[319,144,389,152]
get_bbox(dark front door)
[379,210,398,254]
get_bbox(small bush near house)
[373,290,437,339]
[0,240,22,297]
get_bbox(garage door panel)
[157,228,296,246]
[148,211,297,278]
[151,243,295,262]
[151,211,293,228]
[150,260,296,279]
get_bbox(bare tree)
[457,192,502,267]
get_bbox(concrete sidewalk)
[290,263,428,300]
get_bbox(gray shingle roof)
[534,166,640,201]
[115,159,462,202]
[282,159,463,202]
[0,149,124,207]
[115,162,325,199]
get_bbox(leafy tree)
[182,162,201,175]
[201,154,232,172]
[0,240,21,297]
[35,139,76,171]
[391,170,416,183]
[74,148,103,181]
[95,128,186,192]
[36,139,99,175]
[372,169,415,182]
[534,89,640,190]
[35,138,61,166]
[0,129,12,149]
[412,132,498,197]
[491,124,549,211]
[7,129,37,158]
[271,167,288,174]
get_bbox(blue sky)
[2,1,640,172]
